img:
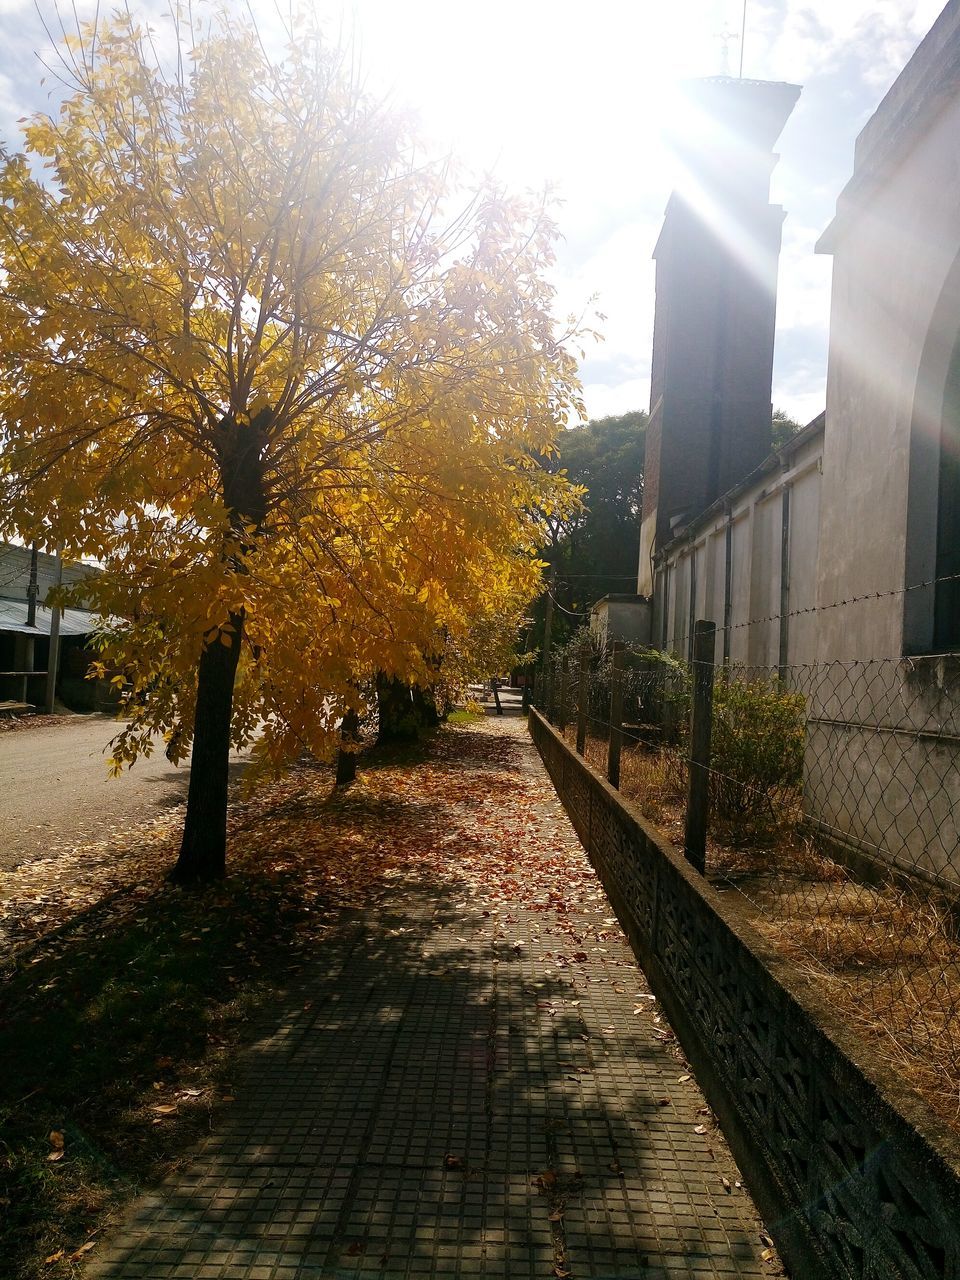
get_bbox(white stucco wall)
[589,598,653,649]
[818,89,960,663]
[655,427,823,672]
[801,16,960,887]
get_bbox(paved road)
[0,695,521,873]
[0,715,246,872]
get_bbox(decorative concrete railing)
[529,707,960,1280]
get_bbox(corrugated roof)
[0,599,98,638]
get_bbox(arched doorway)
[905,249,960,653]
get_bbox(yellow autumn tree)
[0,8,582,882]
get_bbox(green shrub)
[542,637,805,836]
[709,674,805,824]
[616,650,806,832]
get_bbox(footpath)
[86,713,779,1280]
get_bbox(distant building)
[589,594,652,650]
[0,542,100,710]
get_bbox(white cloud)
[555,220,658,356]
[774,379,827,427]
[776,222,832,334]
[581,377,652,423]
[753,0,944,87]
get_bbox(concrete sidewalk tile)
[83,717,778,1279]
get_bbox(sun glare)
[323,0,724,194]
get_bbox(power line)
[546,591,588,619]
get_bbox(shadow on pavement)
[86,879,763,1279]
[3,720,767,1280]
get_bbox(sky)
[0,0,948,426]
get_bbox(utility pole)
[26,544,38,628]
[44,551,63,714]
[739,0,748,78]
[541,564,557,683]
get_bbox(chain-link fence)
[533,633,960,1134]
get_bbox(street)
[0,697,524,873]
[0,714,247,871]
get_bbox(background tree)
[0,9,580,881]
[772,407,804,449]
[530,410,646,651]
[528,405,808,658]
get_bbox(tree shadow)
[84,881,764,1277]
[1,732,766,1279]
[140,756,251,812]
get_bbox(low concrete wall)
[529,707,960,1280]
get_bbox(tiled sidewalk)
[86,718,778,1280]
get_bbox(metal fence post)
[607,641,626,788]
[558,656,570,733]
[576,641,590,755]
[684,620,717,875]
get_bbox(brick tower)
[638,77,800,595]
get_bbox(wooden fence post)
[683,620,717,875]
[576,641,590,755]
[606,641,626,788]
[558,656,570,733]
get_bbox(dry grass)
[750,884,960,1127]
[564,729,960,1135]
[571,727,687,828]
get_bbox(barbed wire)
[537,557,960,642]
[666,565,960,638]
[550,572,639,581]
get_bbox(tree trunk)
[376,673,420,743]
[411,683,441,728]
[335,708,361,787]
[171,612,244,884]
[171,410,270,884]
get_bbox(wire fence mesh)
[534,636,960,1134]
